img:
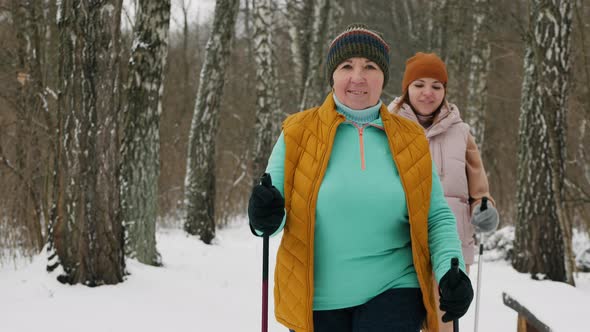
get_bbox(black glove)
[248,173,285,236]
[438,258,474,322]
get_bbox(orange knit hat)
[402,52,448,93]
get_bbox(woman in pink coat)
[388,52,499,332]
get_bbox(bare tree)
[180,0,194,115]
[47,0,125,285]
[250,0,279,181]
[120,0,171,266]
[327,0,344,48]
[428,0,449,54]
[465,0,491,148]
[183,0,239,244]
[513,0,574,285]
[443,0,473,107]
[299,0,333,109]
[0,0,58,261]
[243,0,254,61]
[157,0,203,218]
[286,0,314,104]
[9,0,46,253]
[569,0,590,227]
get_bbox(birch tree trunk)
[300,0,332,110]
[286,0,314,102]
[286,0,314,104]
[513,0,574,285]
[183,0,239,244]
[48,0,125,285]
[465,0,491,148]
[327,0,344,50]
[120,0,171,266]
[251,0,278,182]
[270,0,283,138]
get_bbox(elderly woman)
[248,24,473,332]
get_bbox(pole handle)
[449,257,460,332]
[260,173,272,188]
[480,197,488,211]
[448,257,460,288]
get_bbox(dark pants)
[290,288,426,332]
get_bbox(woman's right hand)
[438,260,473,322]
[248,173,285,236]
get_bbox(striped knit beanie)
[326,24,390,87]
[402,52,448,94]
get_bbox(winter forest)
[1,0,590,330]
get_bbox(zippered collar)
[388,97,463,138]
[333,94,382,125]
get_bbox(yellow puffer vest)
[275,93,437,332]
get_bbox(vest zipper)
[359,126,366,170]
[351,122,367,170]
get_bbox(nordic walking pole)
[449,257,460,332]
[260,173,272,332]
[473,197,488,332]
[262,234,269,332]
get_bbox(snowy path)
[1,221,588,332]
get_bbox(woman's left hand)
[471,204,499,233]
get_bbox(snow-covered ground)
[1,219,589,332]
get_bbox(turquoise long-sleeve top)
[263,95,464,310]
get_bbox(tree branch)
[565,178,590,202]
[0,143,42,221]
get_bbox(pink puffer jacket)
[389,98,494,264]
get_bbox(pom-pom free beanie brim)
[326,24,390,87]
[402,52,448,93]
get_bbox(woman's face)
[407,78,445,116]
[332,57,384,110]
